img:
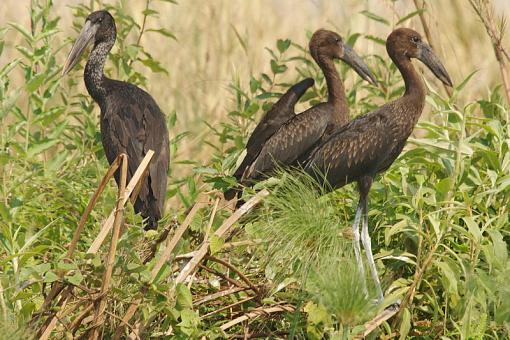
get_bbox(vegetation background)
[1,0,509,338]
[3,0,510,183]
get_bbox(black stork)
[62,10,170,230]
[233,29,377,191]
[224,77,314,200]
[304,28,453,301]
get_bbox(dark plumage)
[63,10,170,230]
[224,78,314,200]
[229,29,376,196]
[304,28,453,301]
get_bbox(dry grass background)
[2,0,510,174]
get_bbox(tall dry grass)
[1,0,509,173]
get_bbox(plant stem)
[136,0,151,47]
[413,0,453,97]
[468,0,510,106]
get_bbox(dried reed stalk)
[89,153,128,340]
[123,190,268,339]
[193,286,249,306]
[219,304,294,331]
[200,296,256,319]
[172,189,269,289]
[34,151,154,338]
[468,0,510,106]
[87,150,155,254]
[112,196,209,339]
[353,303,399,339]
[205,255,260,296]
[33,155,126,324]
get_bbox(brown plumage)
[62,10,170,230]
[304,28,453,302]
[235,29,377,190]
[224,78,314,200]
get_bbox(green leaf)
[250,77,260,93]
[153,262,171,283]
[364,34,386,46]
[56,261,76,271]
[175,283,193,310]
[427,213,441,237]
[26,73,46,92]
[33,263,51,274]
[360,10,390,25]
[437,261,460,304]
[168,110,177,128]
[8,22,33,43]
[304,301,332,325]
[0,202,11,222]
[140,58,169,75]
[396,9,424,25]
[399,307,411,340]
[192,166,217,175]
[142,8,159,16]
[463,216,482,243]
[44,271,59,283]
[454,70,478,93]
[277,39,291,53]
[26,140,59,158]
[346,33,361,47]
[147,28,177,41]
[177,309,200,336]
[66,271,83,286]
[270,59,287,74]
[210,235,224,255]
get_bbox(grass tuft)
[308,258,376,328]
[251,168,351,284]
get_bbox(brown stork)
[304,28,453,301]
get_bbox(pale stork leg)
[360,195,384,303]
[352,202,368,296]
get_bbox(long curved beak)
[62,20,98,76]
[417,43,453,87]
[341,44,378,86]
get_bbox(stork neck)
[84,39,114,103]
[318,55,348,115]
[392,54,426,101]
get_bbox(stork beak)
[62,20,98,76]
[417,42,453,87]
[341,44,378,86]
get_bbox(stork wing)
[304,110,400,189]
[233,78,314,180]
[102,81,170,220]
[243,106,329,181]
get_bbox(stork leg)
[352,200,367,296]
[358,177,384,302]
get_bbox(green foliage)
[310,259,376,330]
[203,16,510,338]
[1,1,509,339]
[248,169,350,283]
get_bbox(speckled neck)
[84,38,114,104]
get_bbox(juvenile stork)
[231,29,376,196]
[63,10,170,230]
[304,28,452,301]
